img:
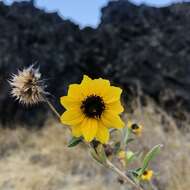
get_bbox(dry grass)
[0,99,189,190]
[0,120,120,190]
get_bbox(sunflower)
[127,121,142,136]
[60,75,125,144]
[141,170,153,181]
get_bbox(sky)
[3,0,185,27]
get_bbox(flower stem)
[106,159,144,190]
[44,98,60,118]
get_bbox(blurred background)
[0,0,190,189]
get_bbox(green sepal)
[90,148,103,164]
[128,168,141,184]
[96,144,107,164]
[68,136,82,148]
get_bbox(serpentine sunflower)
[128,121,143,136]
[60,75,124,143]
[141,170,153,181]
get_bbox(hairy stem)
[106,159,144,190]
[44,98,60,118]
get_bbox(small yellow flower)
[118,150,126,160]
[118,150,127,166]
[141,170,153,181]
[128,121,142,136]
[60,75,125,144]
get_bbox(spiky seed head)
[9,65,47,105]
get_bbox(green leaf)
[113,142,121,154]
[123,127,132,145]
[68,137,82,147]
[126,151,136,164]
[140,144,163,175]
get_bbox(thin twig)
[106,159,144,190]
[44,98,60,118]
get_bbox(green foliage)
[123,127,132,145]
[113,142,121,154]
[126,151,136,164]
[139,144,163,175]
[90,148,103,164]
[90,144,107,165]
[68,137,82,147]
[96,144,107,164]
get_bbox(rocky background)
[0,0,190,126]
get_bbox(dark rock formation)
[0,1,85,126]
[0,0,190,126]
[99,0,190,122]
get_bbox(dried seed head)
[9,65,47,105]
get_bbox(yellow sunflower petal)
[68,84,84,100]
[96,122,110,144]
[60,110,84,126]
[71,125,82,137]
[60,96,81,110]
[92,78,110,96]
[81,75,92,84]
[80,75,94,96]
[103,86,122,103]
[82,118,98,142]
[102,111,125,129]
[106,101,124,114]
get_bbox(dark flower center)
[131,124,139,130]
[143,171,148,175]
[81,95,105,118]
